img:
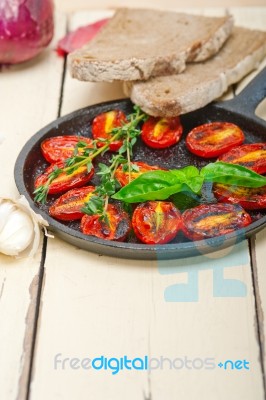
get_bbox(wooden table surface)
[0,6,266,400]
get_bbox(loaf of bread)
[69,8,233,82]
[124,27,266,117]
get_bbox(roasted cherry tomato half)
[41,135,94,163]
[35,162,94,194]
[81,204,131,241]
[219,143,266,174]
[91,110,127,152]
[182,203,252,241]
[132,201,182,244]
[114,161,164,187]
[49,186,95,220]
[213,183,266,210]
[186,122,245,158]
[141,116,183,149]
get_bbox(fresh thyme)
[82,106,147,219]
[34,105,147,204]
[33,166,63,203]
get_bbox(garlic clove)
[0,210,34,256]
[0,200,16,233]
[0,196,50,258]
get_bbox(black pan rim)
[14,98,266,260]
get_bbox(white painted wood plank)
[253,230,266,370]
[229,7,266,377]
[0,12,66,400]
[30,8,265,400]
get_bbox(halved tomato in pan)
[35,162,94,194]
[49,186,95,220]
[132,201,182,244]
[81,204,131,241]
[186,122,245,158]
[213,183,266,210]
[41,135,94,163]
[219,143,266,174]
[114,161,164,187]
[141,116,183,149]
[181,203,252,241]
[91,110,127,152]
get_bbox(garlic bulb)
[0,196,50,257]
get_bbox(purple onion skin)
[0,0,54,64]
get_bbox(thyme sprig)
[82,106,147,219]
[34,105,147,204]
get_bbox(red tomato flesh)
[49,186,95,220]
[132,201,182,244]
[141,116,183,149]
[81,204,131,241]
[114,161,164,187]
[213,183,266,210]
[41,136,94,163]
[35,162,94,194]
[182,203,252,241]
[218,143,266,174]
[91,110,127,152]
[186,122,245,158]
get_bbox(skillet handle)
[215,67,266,127]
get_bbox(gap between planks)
[16,17,69,400]
[249,237,266,395]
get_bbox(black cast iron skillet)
[15,67,266,260]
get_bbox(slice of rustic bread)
[124,27,266,117]
[69,8,233,82]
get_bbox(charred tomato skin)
[41,135,94,163]
[218,143,266,174]
[35,162,94,194]
[182,203,252,241]
[81,204,131,241]
[141,116,183,149]
[132,201,182,244]
[114,161,164,187]
[186,122,245,158]
[49,186,95,220]
[213,183,266,210]
[91,110,127,152]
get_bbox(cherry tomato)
[91,110,127,152]
[186,122,245,158]
[132,201,182,244]
[182,203,252,241]
[141,116,183,149]
[49,186,95,220]
[41,135,94,163]
[114,161,164,187]
[81,204,131,241]
[219,143,266,174]
[213,183,266,210]
[35,162,94,194]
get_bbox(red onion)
[0,0,54,64]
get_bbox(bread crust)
[69,8,234,82]
[124,27,266,117]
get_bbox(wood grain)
[0,12,66,400]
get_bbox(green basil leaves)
[112,162,266,203]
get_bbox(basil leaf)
[112,169,203,203]
[201,162,266,188]
[172,165,200,179]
